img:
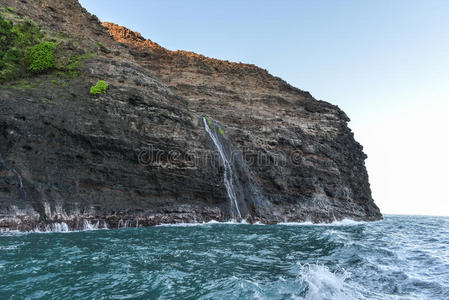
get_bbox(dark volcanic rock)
[0,0,381,231]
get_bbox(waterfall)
[203,117,242,220]
[11,169,27,201]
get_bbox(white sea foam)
[155,219,250,227]
[155,218,374,227]
[83,220,100,230]
[27,220,108,233]
[278,218,376,227]
[0,228,25,235]
[33,222,70,233]
[297,264,361,300]
[52,222,70,232]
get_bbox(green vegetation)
[2,79,35,90]
[204,116,224,135]
[58,31,67,39]
[90,80,108,95]
[0,12,41,82]
[56,51,96,78]
[0,8,46,82]
[205,116,213,129]
[50,78,68,87]
[27,41,56,72]
[0,8,96,84]
[6,7,13,13]
[97,42,103,47]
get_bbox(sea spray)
[296,264,358,300]
[83,220,100,230]
[33,222,70,233]
[30,220,109,233]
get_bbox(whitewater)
[0,215,448,299]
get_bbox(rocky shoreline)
[1,210,382,233]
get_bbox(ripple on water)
[0,215,448,299]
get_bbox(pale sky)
[80,0,449,216]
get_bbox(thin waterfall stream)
[203,117,242,220]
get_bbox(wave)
[1,215,447,298]
[156,218,383,227]
[155,219,250,227]
[296,264,362,300]
[0,228,27,236]
[155,218,378,227]
[278,219,378,227]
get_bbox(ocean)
[1,215,448,299]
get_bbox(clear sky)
[79,0,449,216]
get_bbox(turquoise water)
[1,215,448,299]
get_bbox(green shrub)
[0,10,92,83]
[56,51,96,78]
[4,47,21,62]
[11,20,41,48]
[7,7,14,13]
[27,41,57,72]
[218,126,224,135]
[90,80,108,95]
[0,15,38,82]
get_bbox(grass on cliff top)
[0,6,97,85]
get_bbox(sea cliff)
[0,0,381,231]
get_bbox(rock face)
[0,0,381,231]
